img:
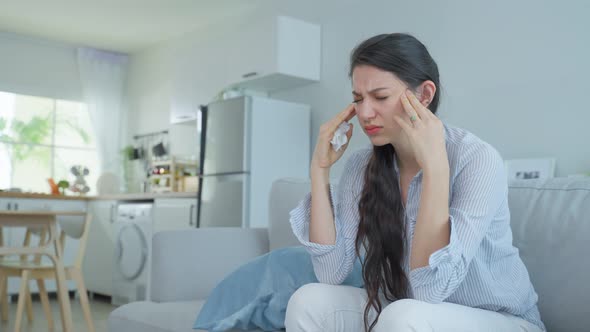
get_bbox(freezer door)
[202,97,250,175]
[197,173,249,228]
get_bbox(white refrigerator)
[196,95,310,228]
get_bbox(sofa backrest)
[507,177,590,332]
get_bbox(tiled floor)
[0,293,116,332]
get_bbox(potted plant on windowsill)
[57,180,69,195]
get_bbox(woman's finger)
[323,104,356,135]
[346,123,354,139]
[344,103,357,122]
[401,92,421,126]
[406,90,430,120]
[320,104,353,136]
[328,103,356,132]
[393,114,413,134]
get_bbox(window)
[0,91,99,194]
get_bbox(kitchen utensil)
[152,141,166,157]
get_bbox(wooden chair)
[0,226,38,326]
[0,214,95,332]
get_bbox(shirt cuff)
[410,214,461,287]
[289,185,339,257]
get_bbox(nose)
[354,101,376,122]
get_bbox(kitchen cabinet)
[82,200,117,296]
[226,15,321,92]
[153,198,196,232]
[0,198,85,295]
[0,199,9,211]
[0,198,43,211]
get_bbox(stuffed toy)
[69,165,90,195]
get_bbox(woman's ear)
[418,80,436,107]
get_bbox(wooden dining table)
[0,210,86,332]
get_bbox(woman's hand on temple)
[394,90,449,174]
[311,103,356,170]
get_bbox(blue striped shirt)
[290,123,545,330]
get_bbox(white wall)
[126,15,251,157]
[126,43,174,141]
[265,0,590,178]
[127,0,590,178]
[0,32,82,100]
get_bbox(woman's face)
[351,64,411,146]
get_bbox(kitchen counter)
[0,192,88,200]
[0,191,197,201]
[90,192,197,201]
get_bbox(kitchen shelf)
[150,187,173,193]
[150,174,172,179]
[152,159,197,167]
[148,157,199,193]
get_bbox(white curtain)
[77,47,128,176]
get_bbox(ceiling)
[0,0,263,53]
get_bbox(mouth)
[364,126,382,135]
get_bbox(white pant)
[285,283,543,332]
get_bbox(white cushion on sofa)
[107,299,266,332]
[108,301,206,332]
[508,178,590,332]
[268,178,315,250]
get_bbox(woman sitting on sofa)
[287,33,545,332]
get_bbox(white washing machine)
[112,203,153,306]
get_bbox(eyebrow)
[352,87,390,96]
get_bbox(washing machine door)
[115,222,148,281]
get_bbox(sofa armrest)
[149,228,269,303]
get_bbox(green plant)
[57,180,69,195]
[60,118,91,144]
[0,117,8,140]
[120,145,135,192]
[0,115,52,162]
[1,112,91,185]
[122,145,134,160]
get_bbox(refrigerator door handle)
[198,171,250,178]
[189,204,195,226]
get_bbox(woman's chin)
[369,136,391,147]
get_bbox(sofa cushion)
[108,300,265,332]
[108,300,207,332]
[508,178,590,332]
[150,228,269,303]
[268,178,314,250]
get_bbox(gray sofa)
[108,177,590,332]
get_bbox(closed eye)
[353,96,388,103]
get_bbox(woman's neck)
[393,136,421,176]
